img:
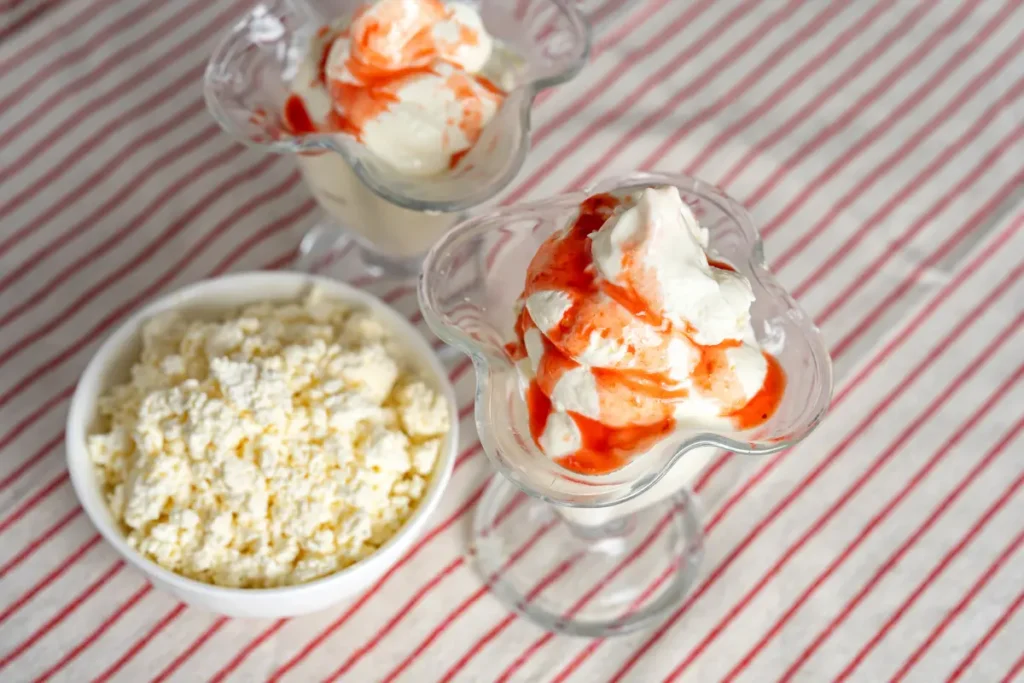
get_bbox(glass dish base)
[295,221,426,281]
[470,475,704,638]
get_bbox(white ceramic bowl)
[66,271,458,618]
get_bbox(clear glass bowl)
[204,0,590,277]
[418,171,834,635]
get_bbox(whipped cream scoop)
[508,186,785,474]
[285,0,503,176]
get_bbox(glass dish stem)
[470,475,704,637]
[295,220,428,280]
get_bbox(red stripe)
[832,470,1024,682]
[739,0,988,209]
[0,65,212,248]
[550,564,677,683]
[753,0,1020,234]
[0,151,279,376]
[636,0,857,168]
[652,318,1022,682]
[587,0,980,207]
[0,114,216,299]
[150,616,229,683]
[0,0,160,117]
[511,0,793,204]
[891,524,1024,682]
[438,553,584,683]
[810,118,1024,318]
[0,123,232,326]
[0,390,71,482]
[0,470,67,535]
[513,0,528,21]
[580,0,669,69]
[0,0,241,163]
[522,0,719,162]
[829,169,1024,358]
[720,369,1024,682]
[380,519,560,683]
[684,0,900,175]
[556,217,1024,680]
[323,509,557,679]
[309,557,466,683]
[207,197,316,276]
[0,560,123,671]
[0,0,119,75]
[716,1,934,189]
[0,0,57,43]
[33,584,152,682]
[0,56,203,222]
[777,429,1024,677]
[945,586,1024,682]
[1000,652,1024,683]
[0,434,61,494]
[91,604,188,683]
[716,2,933,191]
[776,44,1024,278]
[0,507,81,577]
[678,0,990,206]
[0,534,101,627]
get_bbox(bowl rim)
[65,270,459,600]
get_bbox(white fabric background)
[0,0,1021,681]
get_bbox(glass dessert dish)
[418,172,833,636]
[204,0,590,279]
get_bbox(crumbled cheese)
[88,290,449,588]
[395,381,451,438]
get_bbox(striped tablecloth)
[1,0,1022,681]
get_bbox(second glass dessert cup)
[419,172,834,636]
[204,0,590,280]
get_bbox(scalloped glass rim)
[203,0,591,213]
[419,172,834,508]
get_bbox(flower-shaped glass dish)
[204,0,590,277]
[418,172,833,635]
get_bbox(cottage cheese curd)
[88,290,450,588]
